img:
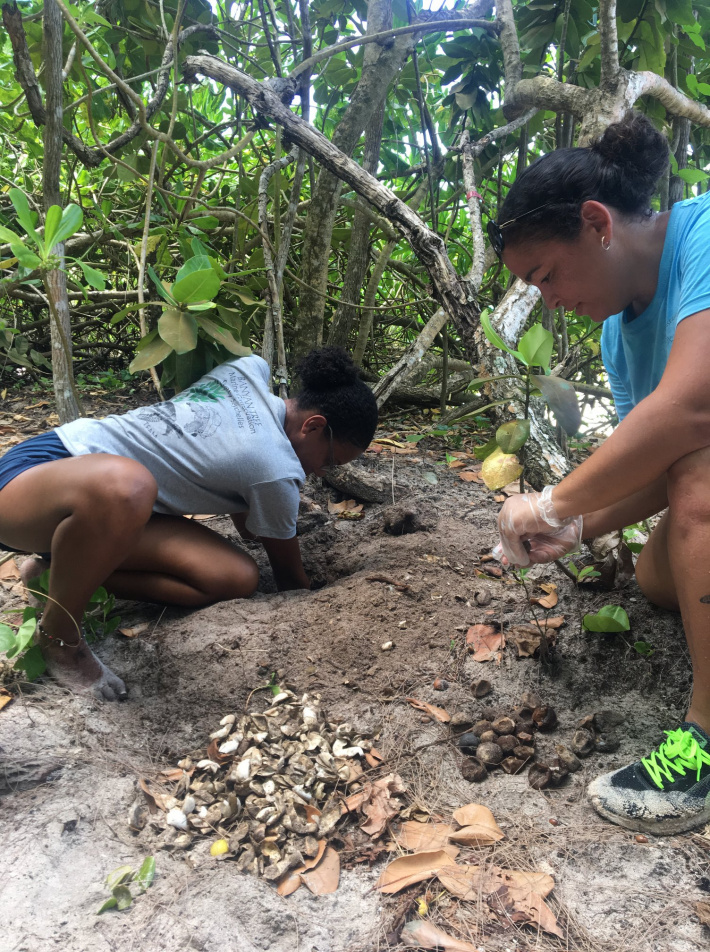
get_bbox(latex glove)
[496,485,583,567]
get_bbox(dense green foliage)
[0,0,708,428]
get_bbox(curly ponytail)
[497,112,669,247]
[294,347,378,449]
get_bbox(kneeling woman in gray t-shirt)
[0,347,377,699]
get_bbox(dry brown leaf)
[530,582,558,609]
[395,820,459,856]
[450,804,504,845]
[301,845,340,895]
[158,767,186,782]
[528,615,565,629]
[406,698,451,723]
[0,559,19,580]
[0,688,13,712]
[276,871,302,896]
[466,625,504,662]
[342,773,406,838]
[400,919,479,951]
[696,900,710,928]
[377,849,458,894]
[448,460,467,469]
[508,624,557,658]
[365,746,385,768]
[437,865,561,937]
[139,778,171,813]
[279,836,329,896]
[117,623,149,639]
[459,470,483,483]
[327,499,364,515]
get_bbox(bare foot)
[20,556,50,608]
[39,631,128,701]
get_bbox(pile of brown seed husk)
[145,689,376,883]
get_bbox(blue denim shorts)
[0,431,72,554]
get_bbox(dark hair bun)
[296,346,360,391]
[591,112,669,199]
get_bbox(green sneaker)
[587,723,710,835]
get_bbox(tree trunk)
[43,0,82,422]
[293,0,418,354]
[327,94,387,349]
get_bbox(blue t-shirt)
[601,189,710,421]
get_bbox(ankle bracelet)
[38,624,82,649]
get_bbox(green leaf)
[129,336,173,373]
[76,262,106,290]
[172,269,221,305]
[582,604,630,633]
[14,644,46,681]
[13,246,42,269]
[518,324,554,369]
[174,255,213,284]
[474,436,499,461]
[531,374,581,435]
[0,624,16,654]
[495,419,530,453]
[97,896,118,914]
[148,265,177,305]
[186,302,216,312]
[480,310,521,359]
[633,640,655,657]
[158,308,198,354]
[43,206,63,252]
[52,204,83,246]
[134,856,156,892]
[9,189,41,249]
[197,316,251,356]
[106,866,134,890]
[13,617,36,655]
[678,168,709,185]
[112,885,133,910]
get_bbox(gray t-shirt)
[56,355,305,539]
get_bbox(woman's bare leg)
[635,445,710,733]
[0,455,258,698]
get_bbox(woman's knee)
[200,553,260,603]
[81,457,158,526]
[667,446,710,527]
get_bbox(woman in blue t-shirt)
[489,112,710,835]
[0,348,377,701]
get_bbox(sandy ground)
[1,414,709,952]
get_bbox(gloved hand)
[496,485,584,567]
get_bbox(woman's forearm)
[581,475,668,539]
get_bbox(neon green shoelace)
[641,728,710,791]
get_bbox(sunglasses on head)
[487,201,554,258]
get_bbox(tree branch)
[182,54,482,352]
[599,0,620,86]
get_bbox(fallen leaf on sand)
[158,767,186,782]
[365,746,385,768]
[400,919,479,951]
[278,839,329,896]
[437,864,561,937]
[395,820,459,857]
[0,559,19,580]
[528,615,565,629]
[117,623,149,639]
[406,698,451,723]
[466,625,504,662]
[450,804,504,846]
[696,900,710,928]
[342,773,406,837]
[508,624,558,658]
[530,582,558,609]
[327,499,364,515]
[139,778,171,812]
[0,687,13,712]
[377,849,458,894]
[301,845,340,895]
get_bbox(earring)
[601,236,611,251]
